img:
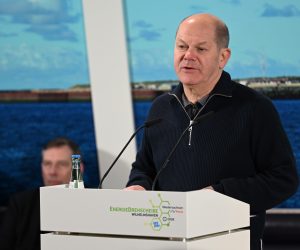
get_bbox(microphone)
[98,118,162,189]
[151,111,214,190]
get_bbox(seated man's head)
[41,137,81,186]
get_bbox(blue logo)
[153,221,161,228]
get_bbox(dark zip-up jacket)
[127,71,298,248]
[0,189,41,250]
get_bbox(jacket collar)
[171,71,233,100]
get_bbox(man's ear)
[219,48,231,69]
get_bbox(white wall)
[82,0,136,189]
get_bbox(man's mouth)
[48,180,61,185]
[181,66,197,71]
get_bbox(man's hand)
[204,186,214,190]
[124,185,146,191]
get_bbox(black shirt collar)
[171,71,233,102]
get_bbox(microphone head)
[144,118,162,127]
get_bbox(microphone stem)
[151,122,194,191]
[98,124,145,189]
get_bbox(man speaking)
[126,13,298,250]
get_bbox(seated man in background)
[0,137,82,250]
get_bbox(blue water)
[273,100,300,208]
[0,102,99,205]
[0,100,299,208]
[133,99,300,209]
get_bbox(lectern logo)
[109,193,183,231]
[146,193,183,231]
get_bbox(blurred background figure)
[0,137,83,250]
[41,137,83,186]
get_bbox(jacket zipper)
[169,92,232,146]
[188,120,193,146]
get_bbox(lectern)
[40,186,250,250]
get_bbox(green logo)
[109,193,183,231]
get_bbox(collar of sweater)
[171,70,233,101]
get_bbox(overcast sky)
[0,0,299,89]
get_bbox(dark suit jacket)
[0,189,41,250]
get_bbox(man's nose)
[184,48,196,60]
[48,165,58,174]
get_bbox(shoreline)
[0,86,300,102]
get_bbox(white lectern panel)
[40,186,249,239]
[41,230,250,250]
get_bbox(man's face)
[41,145,73,186]
[174,19,230,87]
